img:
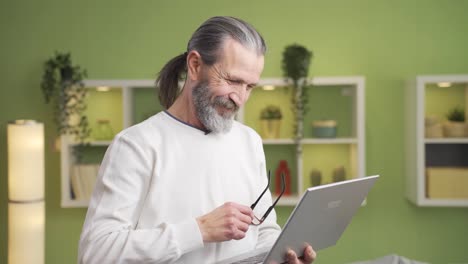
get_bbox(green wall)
[1,1,468,263]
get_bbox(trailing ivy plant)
[281,44,313,144]
[40,52,91,160]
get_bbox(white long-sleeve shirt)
[78,111,281,264]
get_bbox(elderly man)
[79,16,316,264]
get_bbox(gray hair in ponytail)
[156,16,266,109]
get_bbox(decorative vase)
[94,119,114,140]
[261,119,281,139]
[312,120,337,138]
[53,136,61,152]
[443,122,467,137]
[424,116,444,138]
[332,166,346,182]
[275,160,291,196]
[310,169,322,186]
[425,124,444,138]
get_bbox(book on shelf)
[71,164,100,201]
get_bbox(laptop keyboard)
[229,251,268,264]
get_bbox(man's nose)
[229,85,248,107]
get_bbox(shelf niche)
[406,75,468,207]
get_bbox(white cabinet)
[240,76,366,205]
[60,80,160,207]
[61,77,366,208]
[406,75,468,207]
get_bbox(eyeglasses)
[250,170,286,226]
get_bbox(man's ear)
[187,50,203,81]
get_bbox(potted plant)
[260,105,282,138]
[444,106,466,137]
[40,52,91,157]
[282,44,313,143]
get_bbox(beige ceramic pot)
[443,122,467,137]
[261,119,281,139]
[425,123,444,138]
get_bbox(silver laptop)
[217,175,379,264]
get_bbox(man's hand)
[285,244,316,264]
[196,202,253,242]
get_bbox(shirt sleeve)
[78,133,204,264]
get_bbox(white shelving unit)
[61,77,366,208]
[240,76,366,205]
[405,75,468,207]
[60,80,156,208]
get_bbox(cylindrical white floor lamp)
[7,120,45,264]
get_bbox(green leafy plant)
[282,44,312,83]
[40,52,91,156]
[281,44,313,141]
[260,105,282,120]
[446,106,465,122]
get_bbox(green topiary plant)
[282,44,312,83]
[260,105,282,120]
[281,44,313,142]
[41,52,91,160]
[446,106,465,122]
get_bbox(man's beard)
[192,81,239,134]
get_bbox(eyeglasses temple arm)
[260,173,286,221]
[251,170,271,209]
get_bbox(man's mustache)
[214,97,239,112]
